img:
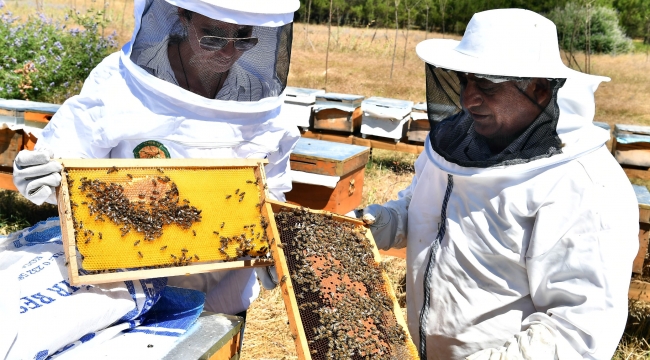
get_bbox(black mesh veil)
[129,0,292,101]
[425,63,566,168]
[425,64,462,124]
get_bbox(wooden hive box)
[407,102,430,143]
[612,124,650,171]
[266,200,418,360]
[360,97,413,142]
[313,93,364,134]
[0,99,60,129]
[56,158,276,285]
[280,87,325,130]
[286,138,370,215]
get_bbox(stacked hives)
[57,159,273,285]
[270,203,418,359]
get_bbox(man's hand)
[358,204,392,227]
[13,149,62,205]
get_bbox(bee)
[138,193,145,199]
[98,232,102,240]
[81,201,87,205]
[171,254,177,259]
[246,180,253,184]
[220,222,225,229]
[192,230,196,236]
[225,194,232,199]
[239,192,246,197]
[183,199,190,204]
[84,238,91,244]
[126,173,133,179]
[152,179,157,187]
[78,221,83,229]
[277,243,285,249]
[213,231,219,235]
[107,166,118,174]
[160,246,167,251]
[194,254,199,261]
[152,190,159,195]
[138,251,143,258]
[255,203,261,208]
[157,168,164,173]
[134,240,140,246]
[181,248,188,253]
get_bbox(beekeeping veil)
[415,9,610,170]
[122,0,297,112]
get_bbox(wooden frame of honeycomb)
[56,158,275,286]
[266,200,418,360]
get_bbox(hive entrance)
[273,206,417,359]
[57,159,274,285]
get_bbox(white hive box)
[360,97,414,142]
[313,93,365,133]
[279,87,325,130]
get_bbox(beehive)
[267,201,418,360]
[57,159,274,285]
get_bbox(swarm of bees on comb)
[63,165,269,272]
[275,207,417,360]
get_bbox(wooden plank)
[634,222,650,274]
[72,260,274,286]
[56,173,79,285]
[290,138,370,177]
[57,158,268,168]
[407,119,430,143]
[285,167,365,215]
[623,166,650,181]
[24,111,53,123]
[0,128,23,168]
[0,171,17,191]
[206,331,241,360]
[263,201,311,360]
[301,130,424,155]
[641,208,650,223]
[629,280,650,302]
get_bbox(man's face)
[185,13,253,73]
[458,73,552,142]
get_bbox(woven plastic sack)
[0,218,167,360]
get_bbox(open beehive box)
[266,200,418,360]
[56,159,274,285]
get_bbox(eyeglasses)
[198,36,258,52]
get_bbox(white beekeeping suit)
[13,0,300,315]
[363,9,638,360]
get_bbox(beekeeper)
[361,9,638,360]
[12,0,299,316]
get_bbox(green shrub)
[548,2,634,54]
[0,8,118,103]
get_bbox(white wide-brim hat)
[416,8,609,82]
[164,0,300,26]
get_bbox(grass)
[3,2,650,357]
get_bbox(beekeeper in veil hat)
[12,0,299,315]
[361,8,638,360]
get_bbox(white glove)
[355,204,399,249]
[255,265,279,290]
[13,149,62,206]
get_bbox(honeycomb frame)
[56,158,275,286]
[265,200,418,360]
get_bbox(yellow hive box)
[57,159,275,286]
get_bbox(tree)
[402,0,422,66]
[390,0,400,79]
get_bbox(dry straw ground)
[4,1,650,358]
